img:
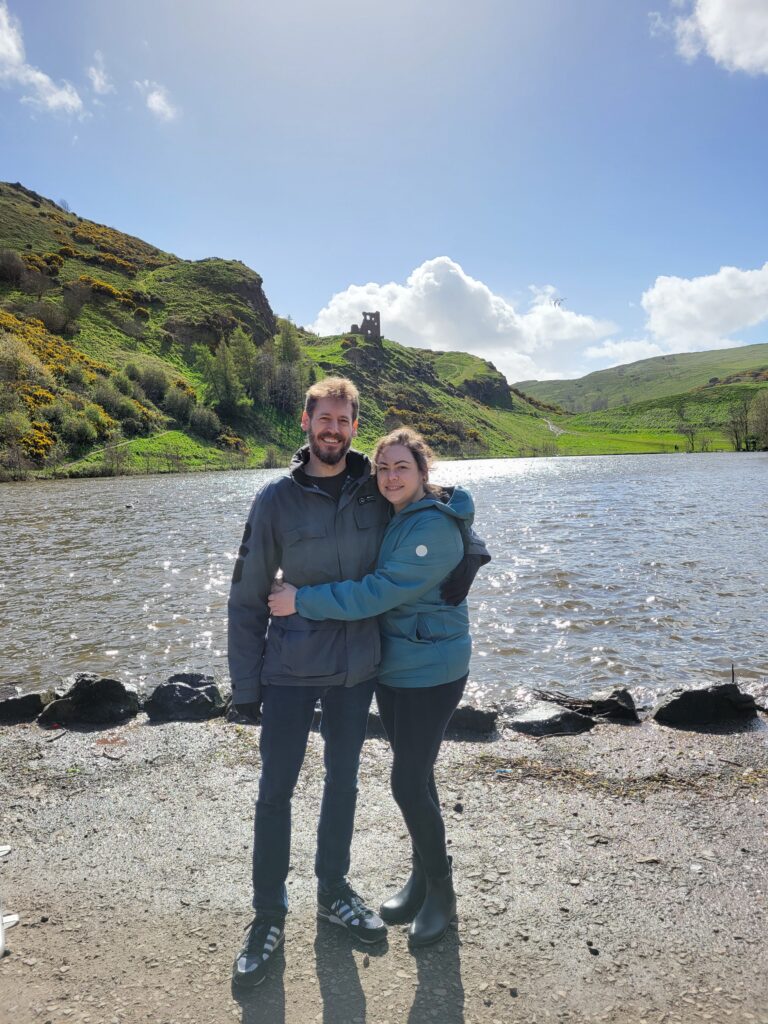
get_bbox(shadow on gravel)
[232,944,286,1024]
[408,930,465,1024]
[314,922,389,1023]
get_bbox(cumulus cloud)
[583,339,666,365]
[642,262,768,349]
[0,1,83,114]
[135,79,178,121]
[654,0,768,75]
[311,257,617,382]
[87,51,113,95]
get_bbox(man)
[228,376,486,988]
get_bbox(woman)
[268,427,482,947]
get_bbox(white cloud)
[311,257,616,382]
[642,262,768,349]
[135,79,178,121]
[584,339,666,365]
[87,51,113,95]
[665,0,768,75]
[0,1,83,114]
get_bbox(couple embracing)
[228,376,490,988]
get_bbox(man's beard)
[308,427,351,466]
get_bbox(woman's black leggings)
[375,674,467,879]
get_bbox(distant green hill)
[516,344,768,413]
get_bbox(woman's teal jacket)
[294,486,474,688]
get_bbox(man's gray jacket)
[227,447,390,703]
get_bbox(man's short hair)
[304,377,360,421]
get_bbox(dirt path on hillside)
[1,716,767,1024]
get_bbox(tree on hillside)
[676,409,697,453]
[749,390,768,450]
[279,320,301,364]
[272,362,303,413]
[199,341,248,417]
[726,399,751,451]
[228,326,260,399]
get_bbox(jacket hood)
[289,445,372,482]
[398,484,475,524]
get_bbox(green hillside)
[553,380,768,453]
[516,344,768,412]
[0,180,572,477]
[3,179,765,480]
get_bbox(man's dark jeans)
[252,678,376,917]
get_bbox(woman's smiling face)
[375,443,426,512]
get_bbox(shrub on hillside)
[91,382,147,425]
[60,412,98,446]
[26,301,67,336]
[119,416,146,437]
[163,384,196,422]
[262,445,281,468]
[138,366,169,402]
[0,409,32,444]
[64,362,90,387]
[113,372,134,396]
[21,420,55,463]
[217,429,248,454]
[0,332,53,388]
[189,405,221,440]
[84,402,117,438]
[0,250,26,286]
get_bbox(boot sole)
[407,916,458,949]
[379,908,418,925]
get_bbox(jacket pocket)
[264,617,345,680]
[280,524,329,582]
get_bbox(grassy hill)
[516,344,768,413]
[3,179,765,479]
[0,180,573,477]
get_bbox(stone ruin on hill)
[349,311,381,343]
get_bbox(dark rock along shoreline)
[0,673,763,737]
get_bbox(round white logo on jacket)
[415,544,428,557]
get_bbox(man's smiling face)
[302,397,358,467]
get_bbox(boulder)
[530,686,639,723]
[144,673,226,722]
[0,687,57,724]
[583,686,640,722]
[38,674,139,727]
[508,701,595,737]
[448,703,498,734]
[652,684,758,728]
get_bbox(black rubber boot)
[407,857,456,948]
[379,855,426,925]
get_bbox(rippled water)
[1,453,766,705]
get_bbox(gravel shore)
[1,714,767,1024]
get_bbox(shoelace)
[243,919,281,953]
[335,888,372,920]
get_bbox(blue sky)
[2,0,768,381]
